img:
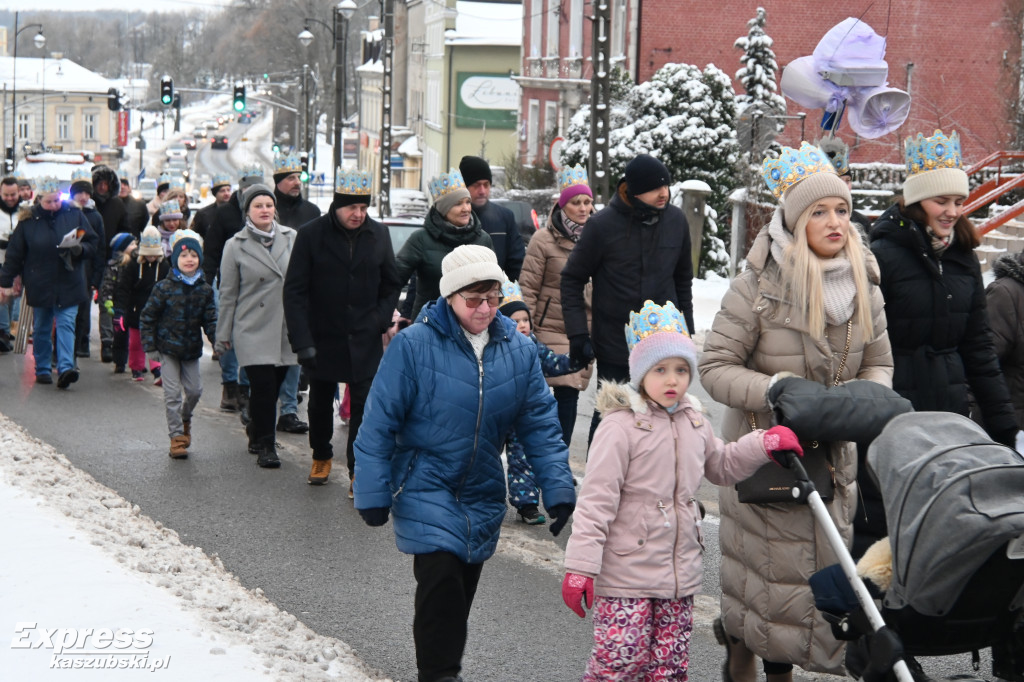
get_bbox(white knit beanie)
[902,167,969,206]
[439,245,506,298]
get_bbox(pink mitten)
[763,425,803,466]
[561,572,594,618]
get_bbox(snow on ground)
[0,277,732,680]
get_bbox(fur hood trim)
[595,381,704,418]
[993,252,1024,285]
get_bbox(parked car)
[181,137,197,151]
[210,135,229,150]
[165,143,188,160]
[492,199,541,245]
[192,127,207,140]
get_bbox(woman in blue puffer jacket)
[354,244,576,682]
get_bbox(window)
[83,112,97,140]
[17,113,30,141]
[530,0,542,58]
[569,0,583,57]
[611,0,627,58]
[544,101,558,142]
[527,99,540,164]
[57,112,72,140]
[546,0,560,57]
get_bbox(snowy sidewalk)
[0,414,390,681]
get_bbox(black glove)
[548,503,575,537]
[568,334,594,366]
[296,347,316,371]
[359,507,390,527]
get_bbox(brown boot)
[182,420,192,448]
[308,459,332,485]
[169,435,189,459]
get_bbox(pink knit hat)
[557,164,593,208]
[624,300,696,388]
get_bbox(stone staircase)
[977,218,1024,273]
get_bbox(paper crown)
[238,163,265,180]
[428,168,467,202]
[70,167,92,183]
[118,167,130,180]
[761,142,838,199]
[170,228,203,250]
[904,129,962,176]
[158,171,173,186]
[335,168,372,196]
[159,200,183,219]
[210,172,232,189]
[557,164,589,192]
[35,176,60,195]
[817,136,850,176]
[168,176,186,191]
[500,280,523,304]
[273,152,302,175]
[624,300,690,352]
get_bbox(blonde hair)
[780,203,875,341]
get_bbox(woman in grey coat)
[216,185,298,467]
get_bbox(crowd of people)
[2,128,1024,682]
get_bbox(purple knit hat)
[625,300,697,388]
[557,164,593,208]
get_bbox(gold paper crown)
[624,300,690,352]
[428,168,467,202]
[904,129,962,177]
[35,176,60,195]
[557,164,589,192]
[335,168,373,196]
[761,142,838,199]
[273,152,302,175]
[168,176,186,191]
[211,172,232,188]
[500,280,523,304]
[159,199,182,217]
[238,163,264,180]
[70,167,92,183]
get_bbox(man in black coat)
[284,169,401,489]
[273,153,321,231]
[118,169,151,237]
[92,165,127,362]
[69,172,106,360]
[191,172,233,240]
[560,154,694,446]
[459,155,525,280]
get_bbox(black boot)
[237,385,251,426]
[100,342,113,363]
[220,381,239,411]
[256,437,280,468]
[245,422,259,454]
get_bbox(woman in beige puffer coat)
[698,144,892,681]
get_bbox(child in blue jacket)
[499,280,587,524]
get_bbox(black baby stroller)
[798,409,1024,682]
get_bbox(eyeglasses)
[457,292,502,309]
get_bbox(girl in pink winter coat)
[561,300,802,681]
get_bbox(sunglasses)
[457,292,503,309]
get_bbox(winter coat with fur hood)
[564,383,771,599]
[698,211,893,674]
[986,252,1024,428]
[518,208,593,391]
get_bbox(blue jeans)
[33,305,77,375]
[278,364,300,415]
[0,293,18,334]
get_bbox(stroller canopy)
[867,412,1024,616]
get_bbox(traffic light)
[271,142,281,154]
[233,83,246,112]
[160,76,173,106]
[299,151,309,183]
[107,87,121,112]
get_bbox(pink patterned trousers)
[582,595,694,682]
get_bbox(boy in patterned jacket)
[499,280,587,524]
[140,229,217,458]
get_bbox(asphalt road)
[0,330,997,681]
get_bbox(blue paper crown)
[211,172,232,188]
[761,142,838,200]
[273,152,302,175]
[335,168,372,196]
[118,167,130,181]
[158,171,173,186]
[500,280,523,304]
[159,200,182,218]
[817,137,850,176]
[35,176,60,195]
[428,169,467,203]
[557,164,589,192]
[624,300,690,352]
[238,163,264,180]
[904,129,962,177]
[70,167,92,183]
[168,176,186,191]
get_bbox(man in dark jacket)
[0,176,22,349]
[191,172,232,240]
[118,169,151,237]
[69,170,106,360]
[459,155,525,280]
[0,176,98,388]
[560,154,694,445]
[284,169,401,488]
[273,153,321,230]
[92,165,128,362]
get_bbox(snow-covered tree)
[562,62,738,277]
[734,7,786,115]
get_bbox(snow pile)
[0,414,391,681]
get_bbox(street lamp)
[297,0,356,182]
[9,11,46,167]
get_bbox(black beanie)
[333,192,371,209]
[499,298,530,319]
[623,154,672,196]
[459,155,492,186]
[70,180,93,196]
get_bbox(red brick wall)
[637,0,1019,164]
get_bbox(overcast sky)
[5,0,229,12]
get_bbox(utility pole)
[378,0,394,218]
[588,0,612,204]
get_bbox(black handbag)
[735,320,851,505]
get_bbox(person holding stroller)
[699,142,893,681]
